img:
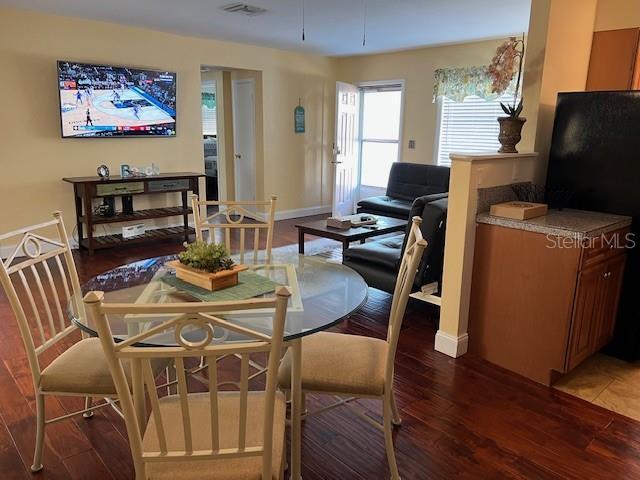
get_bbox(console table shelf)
[79,206,193,225]
[79,226,196,250]
[63,172,203,254]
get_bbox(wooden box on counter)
[468,212,631,386]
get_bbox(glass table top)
[70,252,368,345]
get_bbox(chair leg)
[83,396,94,418]
[383,395,401,480]
[390,390,401,426]
[31,394,45,473]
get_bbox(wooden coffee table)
[295,215,407,254]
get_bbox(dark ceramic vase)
[497,116,527,153]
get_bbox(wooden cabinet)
[567,261,603,370]
[469,223,629,386]
[586,28,640,91]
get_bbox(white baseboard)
[434,331,469,358]
[274,205,332,221]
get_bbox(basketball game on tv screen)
[57,61,176,138]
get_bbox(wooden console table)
[63,172,203,254]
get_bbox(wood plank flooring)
[1,215,640,479]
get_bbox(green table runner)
[160,270,278,302]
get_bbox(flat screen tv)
[57,61,176,138]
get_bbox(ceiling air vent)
[221,3,268,16]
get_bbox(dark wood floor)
[2,215,640,479]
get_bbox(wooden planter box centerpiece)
[169,241,247,291]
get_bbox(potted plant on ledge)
[167,241,247,291]
[489,35,526,153]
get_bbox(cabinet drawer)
[581,227,630,268]
[148,179,190,192]
[96,182,144,196]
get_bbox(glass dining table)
[69,251,368,479]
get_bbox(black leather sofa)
[357,162,450,219]
[343,195,448,294]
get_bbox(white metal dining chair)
[84,286,291,480]
[277,216,427,480]
[0,212,125,472]
[191,195,277,263]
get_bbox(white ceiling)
[0,0,532,56]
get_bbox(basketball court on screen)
[60,87,175,137]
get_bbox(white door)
[332,82,360,217]
[232,79,256,202]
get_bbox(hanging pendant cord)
[362,0,368,46]
[302,0,306,41]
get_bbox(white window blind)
[435,93,516,167]
[201,81,217,136]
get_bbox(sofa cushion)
[356,196,413,218]
[386,163,450,200]
[343,235,403,271]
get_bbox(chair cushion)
[40,337,121,395]
[278,332,388,396]
[143,391,285,480]
[343,235,403,271]
[356,196,413,218]
[39,337,165,396]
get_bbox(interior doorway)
[200,66,262,207]
[200,69,219,201]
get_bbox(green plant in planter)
[178,241,235,273]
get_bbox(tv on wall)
[57,61,176,138]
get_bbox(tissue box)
[122,223,146,238]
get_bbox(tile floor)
[554,353,640,420]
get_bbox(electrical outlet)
[408,140,416,149]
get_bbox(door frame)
[355,79,406,201]
[231,78,257,202]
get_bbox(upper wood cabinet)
[586,28,640,91]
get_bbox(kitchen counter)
[476,208,632,239]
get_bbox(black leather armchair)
[357,162,450,219]
[343,195,448,294]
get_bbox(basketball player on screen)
[133,104,141,120]
[85,108,93,127]
[75,90,83,105]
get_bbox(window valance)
[433,66,514,103]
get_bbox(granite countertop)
[476,209,632,239]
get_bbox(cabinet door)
[567,262,605,371]
[592,255,626,351]
[586,28,640,91]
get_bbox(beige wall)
[335,39,506,166]
[595,0,640,31]
[530,0,598,167]
[0,7,336,236]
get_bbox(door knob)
[235,154,242,159]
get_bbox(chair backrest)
[400,196,448,288]
[191,195,277,263]
[385,216,427,383]
[0,212,82,381]
[84,288,291,480]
